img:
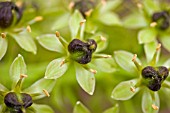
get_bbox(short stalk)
[132,54,142,71]
[55,31,68,49]
[76,19,86,40]
[149,44,161,66]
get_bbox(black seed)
[160,19,169,30]
[4,92,33,111]
[68,39,97,64]
[4,92,22,110]
[68,39,87,53]
[152,11,170,30]
[22,93,33,108]
[148,79,161,91]
[152,11,167,21]
[74,0,95,18]
[142,66,169,91]
[157,66,169,80]
[0,2,22,28]
[87,39,97,52]
[141,66,157,79]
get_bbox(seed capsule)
[68,39,97,64]
[0,1,22,28]
[4,92,33,112]
[147,78,161,91]
[74,0,95,18]
[87,39,97,52]
[141,66,169,91]
[141,66,157,79]
[152,11,170,30]
[157,66,169,80]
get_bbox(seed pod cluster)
[68,39,97,64]
[152,11,170,30]
[0,1,22,28]
[4,92,33,112]
[142,66,169,91]
[74,0,95,18]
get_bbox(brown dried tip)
[85,9,93,17]
[102,55,112,58]
[80,19,86,26]
[89,69,97,74]
[43,89,50,97]
[16,1,23,8]
[26,25,31,33]
[100,36,106,41]
[55,31,60,37]
[1,33,6,38]
[60,59,65,67]
[69,1,75,10]
[132,54,137,62]
[156,44,161,51]
[101,0,107,6]
[34,16,43,22]
[130,86,136,93]
[137,3,142,8]
[152,104,159,110]
[150,22,157,27]
[20,74,28,79]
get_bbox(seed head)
[141,66,169,91]
[68,39,97,64]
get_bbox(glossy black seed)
[68,39,97,64]
[0,2,22,28]
[157,66,169,80]
[22,93,33,108]
[148,79,161,91]
[160,19,169,30]
[87,39,97,52]
[68,39,87,53]
[142,66,157,79]
[74,0,95,18]
[152,11,168,21]
[152,11,170,30]
[4,92,33,111]
[4,92,22,110]
[142,66,169,91]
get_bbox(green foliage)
[111,79,139,100]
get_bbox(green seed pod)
[0,1,22,28]
[74,0,95,18]
[68,39,97,64]
[152,11,170,30]
[4,92,33,112]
